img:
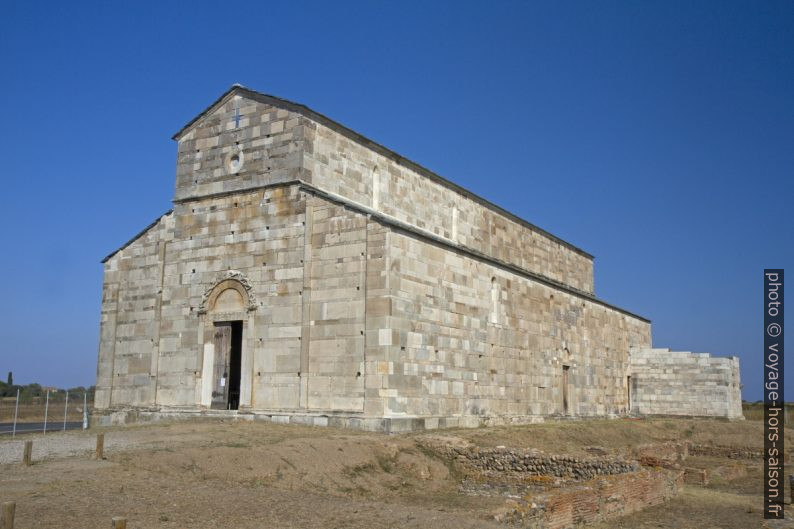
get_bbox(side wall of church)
[301,194,369,412]
[630,349,743,419]
[377,229,651,421]
[302,119,596,295]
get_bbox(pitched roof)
[173,85,594,260]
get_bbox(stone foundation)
[91,407,555,433]
[434,444,638,481]
[633,441,689,468]
[688,443,763,459]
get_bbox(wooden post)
[1,502,15,529]
[111,516,126,528]
[22,441,32,466]
[95,433,104,460]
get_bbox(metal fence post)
[43,390,49,435]
[82,392,88,430]
[12,388,19,437]
[63,391,69,431]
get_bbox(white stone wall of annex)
[374,229,651,422]
[302,118,595,295]
[630,349,743,419]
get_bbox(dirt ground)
[0,417,790,528]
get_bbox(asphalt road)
[0,421,83,434]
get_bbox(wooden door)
[212,323,232,409]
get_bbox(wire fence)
[0,389,92,436]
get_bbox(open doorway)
[212,321,243,410]
[627,376,632,413]
[562,365,570,415]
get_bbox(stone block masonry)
[94,85,742,429]
[442,445,639,481]
[630,348,742,419]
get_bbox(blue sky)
[0,1,791,401]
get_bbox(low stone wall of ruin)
[688,443,762,459]
[446,446,639,481]
[416,436,754,529]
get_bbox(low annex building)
[94,86,743,430]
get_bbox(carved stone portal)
[198,270,258,314]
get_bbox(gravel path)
[0,429,146,464]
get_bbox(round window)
[225,149,244,174]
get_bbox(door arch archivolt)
[198,270,258,318]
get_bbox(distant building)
[94,86,742,430]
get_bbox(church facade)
[94,86,742,431]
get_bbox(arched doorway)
[198,272,257,411]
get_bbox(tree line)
[1,372,95,403]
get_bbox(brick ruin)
[94,85,743,430]
[420,436,755,528]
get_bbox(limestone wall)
[97,184,387,415]
[97,180,650,424]
[376,229,651,421]
[303,196,369,411]
[99,88,744,429]
[630,348,743,419]
[303,118,595,294]
[96,212,173,409]
[172,90,595,294]
[173,95,305,202]
[445,446,639,480]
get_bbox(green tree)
[6,371,11,385]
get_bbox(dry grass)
[441,416,781,454]
[742,402,794,422]
[0,417,786,528]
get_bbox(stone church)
[94,85,742,430]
